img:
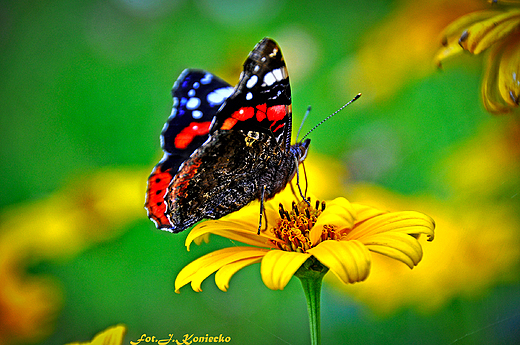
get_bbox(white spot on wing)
[161,121,169,133]
[273,68,283,81]
[201,73,213,84]
[263,72,276,86]
[169,97,178,119]
[207,86,233,106]
[193,82,200,89]
[192,110,203,119]
[246,92,253,100]
[159,136,166,151]
[186,97,200,110]
[188,89,195,97]
[246,75,258,88]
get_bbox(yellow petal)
[224,200,264,224]
[185,220,275,250]
[66,324,126,345]
[261,250,310,290]
[441,10,500,39]
[435,10,500,66]
[360,232,424,269]
[473,13,520,55]
[498,35,520,108]
[310,197,357,245]
[481,40,512,113]
[175,247,269,293]
[461,9,520,54]
[327,196,356,211]
[308,240,371,284]
[215,257,262,292]
[351,203,386,222]
[347,211,435,242]
[434,42,464,67]
[323,197,357,224]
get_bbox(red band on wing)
[220,104,287,131]
[271,122,284,133]
[256,104,267,121]
[266,104,286,121]
[233,107,255,121]
[169,158,203,200]
[221,106,256,130]
[174,121,212,149]
[221,118,238,130]
[145,166,174,228]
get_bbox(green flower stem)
[295,257,329,345]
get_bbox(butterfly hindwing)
[165,129,293,231]
[145,70,233,229]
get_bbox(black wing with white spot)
[211,38,292,150]
[161,69,233,157]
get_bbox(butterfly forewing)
[212,38,292,150]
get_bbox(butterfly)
[145,37,310,233]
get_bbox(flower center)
[270,198,339,252]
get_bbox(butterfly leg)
[295,156,310,206]
[257,185,266,234]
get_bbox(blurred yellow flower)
[339,0,485,102]
[0,168,147,344]
[439,119,520,199]
[0,264,61,345]
[293,153,348,200]
[174,186,434,293]
[435,2,520,113]
[66,324,126,345]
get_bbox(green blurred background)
[1,0,519,344]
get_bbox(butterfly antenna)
[300,93,361,142]
[296,105,312,142]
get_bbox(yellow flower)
[66,324,126,345]
[174,188,435,292]
[435,2,520,113]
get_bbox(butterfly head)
[292,138,311,164]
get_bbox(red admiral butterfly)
[145,37,310,233]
